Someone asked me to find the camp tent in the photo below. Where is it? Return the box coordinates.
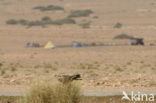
[44,41,56,49]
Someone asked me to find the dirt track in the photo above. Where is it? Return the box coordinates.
[0,91,156,96]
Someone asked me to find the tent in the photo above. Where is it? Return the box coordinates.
[44,41,56,49]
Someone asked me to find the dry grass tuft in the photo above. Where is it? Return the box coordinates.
[21,82,81,103]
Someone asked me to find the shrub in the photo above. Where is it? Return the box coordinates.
[78,63,99,69]
[59,18,76,24]
[33,6,45,10]
[113,22,122,28]
[45,5,64,11]
[93,16,98,19]
[68,9,93,18]
[6,17,75,27]
[79,20,91,29]
[43,63,53,69]
[6,19,18,25]
[1,70,5,75]
[23,82,53,103]
[0,63,3,68]
[18,19,28,25]
[115,66,123,72]
[0,96,20,103]
[52,83,81,103]
[42,16,52,22]
[41,16,53,24]
[114,33,133,39]
[10,66,17,72]
[51,20,63,25]
[22,82,81,103]
[52,18,76,25]
[27,20,44,27]
[6,19,28,25]
[33,5,64,12]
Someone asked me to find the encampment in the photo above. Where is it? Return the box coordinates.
[44,41,56,49]
[26,42,40,48]
[72,41,86,48]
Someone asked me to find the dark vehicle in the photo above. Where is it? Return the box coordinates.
[130,38,144,45]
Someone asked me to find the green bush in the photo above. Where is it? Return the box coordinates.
[33,5,64,12]
[52,18,76,25]
[114,33,133,39]
[22,82,81,103]
[6,19,28,25]
[6,17,75,27]
[33,6,45,10]
[113,22,122,28]
[58,18,76,24]
[79,20,91,29]
[1,70,5,75]
[52,20,63,25]
[0,63,3,67]
[93,16,98,19]
[6,19,18,25]
[41,16,53,24]
[27,20,44,27]
[42,16,52,21]
[68,9,93,18]
[45,5,64,11]
[18,19,28,25]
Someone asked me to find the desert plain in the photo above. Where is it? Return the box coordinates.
[0,0,156,93]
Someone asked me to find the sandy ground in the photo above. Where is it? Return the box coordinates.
[0,0,156,92]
